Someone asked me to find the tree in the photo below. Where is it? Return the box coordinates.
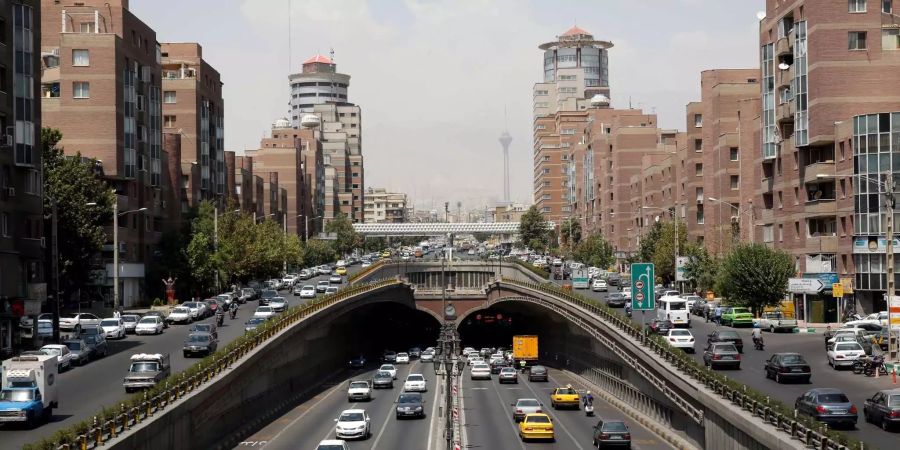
[717,244,795,315]
[42,127,114,303]
[304,239,336,266]
[572,233,615,270]
[636,221,662,263]
[650,221,688,283]
[472,232,492,243]
[682,246,719,294]
[326,213,361,257]
[519,206,550,252]
[559,217,582,247]
[363,236,387,253]
[185,201,218,294]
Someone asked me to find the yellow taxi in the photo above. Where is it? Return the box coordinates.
[335,266,347,276]
[518,413,554,442]
[550,385,580,410]
[380,250,391,259]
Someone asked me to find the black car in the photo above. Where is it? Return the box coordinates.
[408,347,422,359]
[383,350,397,363]
[646,319,674,335]
[863,389,900,431]
[707,330,744,353]
[189,322,218,340]
[183,332,218,357]
[244,317,267,332]
[82,332,108,358]
[490,359,509,374]
[373,370,394,389]
[764,353,811,383]
[348,355,366,369]
[63,339,92,365]
[795,388,858,428]
[528,365,549,382]
[395,392,426,419]
[606,293,627,308]
[591,419,631,449]
[260,289,278,306]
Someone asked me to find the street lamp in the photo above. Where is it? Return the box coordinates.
[300,215,323,241]
[642,206,678,289]
[707,197,755,244]
[87,200,146,313]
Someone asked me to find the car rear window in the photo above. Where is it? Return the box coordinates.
[715,344,737,353]
[719,331,740,339]
[670,330,692,336]
[531,366,546,373]
[527,415,550,423]
[889,395,900,407]
[835,343,862,351]
[601,421,628,432]
[780,354,806,364]
[407,375,424,381]
[817,393,850,403]
[518,399,540,407]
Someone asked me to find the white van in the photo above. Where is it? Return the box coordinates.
[657,296,690,327]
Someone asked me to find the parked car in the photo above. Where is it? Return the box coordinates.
[99,318,126,339]
[167,307,193,324]
[142,311,169,328]
[63,338,92,365]
[40,344,74,371]
[795,388,858,428]
[82,333,108,359]
[135,316,165,335]
[121,314,141,333]
[863,388,900,431]
[58,313,101,333]
[702,343,741,370]
[764,353,811,383]
[756,311,798,333]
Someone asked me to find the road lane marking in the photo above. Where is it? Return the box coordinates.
[425,362,441,450]
[263,375,348,448]
[487,372,527,450]
[522,374,585,450]
[371,361,417,449]
[318,401,359,443]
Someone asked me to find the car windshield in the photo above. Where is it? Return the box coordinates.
[718,331,740,339]
[84,335,101,344]
[398,394,421,403]
[41,347,61,356]
[65,342,82,351]
[183,302,197,308]
[172,308,189,314]
[257,307,272,312]
[557,388,576,395]
[667,301,687,310]
[0,390,34,402]
[766,312,784,319]
[780,354,806,364]
[82,327,100,335]
[130,362,159,372]
[248,318,265,324]
[526,415,550,423]
[818,393,850,403]
[187,334,210,343]
[601,421,628,432]
[531,366,546,373]
[349,381,369,389]
[518,399,540,407]
[380,365,395,370]
[100,319,120,327]
[473,364,489,370]
[339,412,365,422]
[303,286,314,290]
[139,317,157,324]
[122,316,138,322]
[194,324,212,331]
[733,308,750,314]
[835,343,862,351]
[375,371,391,378]
[318,281,329,285]
[501,368,516,373]
[271,297,284,303]
[407,375,424,381]
[714,344,738,353]
[888,395,900,407]
[398,353,408,357]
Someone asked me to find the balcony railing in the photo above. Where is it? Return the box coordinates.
[803,161,836,184]
[804,198,837,216]
[805,235,838,253]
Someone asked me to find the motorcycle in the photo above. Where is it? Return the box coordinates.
[216,311,224,327]
[852,359,866,374]
[753,337,765,351]
[229,307,237,320]
[864,355,888,377]
[584,403,594,417]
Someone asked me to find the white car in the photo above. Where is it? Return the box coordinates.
[180,302,203,320]
[135,316,164,335]
[347,380,372,401]
[298,285,317,298]
[845,311,889,328]
[269,297,287,313]
[379,364,398,379]
[470,363,491,380]
[468,356,484,366]
[420,351,434,362]
[282,275,297,288]
[396,352,410,364]
[336,260,347,267]
[622,290,632,300]
[591,279,608,292]
[551,258,563,266]
[361,261,372,268]
[40,344,74,371]
[334,409,370,440]
[827,342,866,369]
[167,307,193,324]
[59,313,101,332]
[99,318,126,339]
[316,440,349,450]
[665,329,695,352]
[269,278,284,290]
[403,373,427,392]
[253,306,276,319]
[681,295,702,311]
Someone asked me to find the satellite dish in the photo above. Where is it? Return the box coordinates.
[756,11,766,20]
[778,62,790,70]
[300,114,320,129]
[590,94,610,107]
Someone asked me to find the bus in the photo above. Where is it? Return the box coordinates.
[657,295,691,328]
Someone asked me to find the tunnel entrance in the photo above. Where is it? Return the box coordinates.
[330,301,442,360]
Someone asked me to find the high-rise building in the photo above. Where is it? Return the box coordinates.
[160,43,225,208]
[533,26,613,222]
[0,0,42,356]
[41,0,167,307]
[363,187,407,223]
[499,131,512,203]
[289,54,351,121]
[758,0,900,320]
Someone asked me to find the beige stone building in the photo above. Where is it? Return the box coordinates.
[363,187,407,223]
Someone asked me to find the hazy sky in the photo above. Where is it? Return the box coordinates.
[133,0,762,211]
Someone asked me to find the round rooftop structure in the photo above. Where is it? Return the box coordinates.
[272,117,291,129]
[590,94,610,107]
[300,114,321,129]
[539,25,613,50]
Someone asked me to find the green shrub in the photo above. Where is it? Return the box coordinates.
[152,298,164,307]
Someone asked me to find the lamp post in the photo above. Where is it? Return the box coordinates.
[300,215,323,241]
[87,200,146,313]
[706,197,755,244]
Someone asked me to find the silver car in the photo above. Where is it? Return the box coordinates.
[511,398,543,422]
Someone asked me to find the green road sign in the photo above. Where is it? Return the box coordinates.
[631,263,655,311]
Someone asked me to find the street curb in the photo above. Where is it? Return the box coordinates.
[563,369,698,450]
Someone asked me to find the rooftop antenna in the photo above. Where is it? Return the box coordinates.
[628,96,633,109]
[330,47,335,62]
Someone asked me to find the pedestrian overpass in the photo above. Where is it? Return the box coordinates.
[351,222,555,237]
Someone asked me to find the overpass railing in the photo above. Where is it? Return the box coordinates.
[24,279,403,450]
[502,280,865,450]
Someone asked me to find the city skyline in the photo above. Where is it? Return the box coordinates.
[132,0,761,207]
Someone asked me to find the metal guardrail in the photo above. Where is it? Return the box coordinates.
[500,280,864,450]
[347,260,388,284]
[24,279,402,450]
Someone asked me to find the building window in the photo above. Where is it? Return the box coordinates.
[72,49,89,66]
[696,206,704,225]
[694,114,702,127]
[849,31,867,50]
[883,29,900,50]
[164,115,176,127]
[695,163,702,176]
[849,0,867,12]
[163,91,176,103]
[885,0,893,13]
[729,147,739,161]
[73,81,89,98]
[24,170,39,195]
[694,139,702,151]
[763,224,774,243]
[80,22,94,33]
[0,212,7,237]
[730,175,740,190]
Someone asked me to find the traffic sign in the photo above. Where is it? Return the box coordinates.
[787,278,824,295]
[631,263,655,311]
[832,283,844,298]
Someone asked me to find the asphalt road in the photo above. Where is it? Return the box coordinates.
[1,269,353,449]
[557,277,900,449]
[461,363,673,450]
[238,360,440,450]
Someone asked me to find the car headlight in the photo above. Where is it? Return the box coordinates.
[415,406,423,411]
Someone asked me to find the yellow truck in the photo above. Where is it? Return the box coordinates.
[512,335,538,363]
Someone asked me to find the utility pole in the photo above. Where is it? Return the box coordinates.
[885,173,897,362]
[51,198,60,343]
[214,207,219,293]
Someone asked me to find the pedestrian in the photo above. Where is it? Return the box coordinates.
[113,309,121,319]
[714,305,723,325]
[705,305,711,323]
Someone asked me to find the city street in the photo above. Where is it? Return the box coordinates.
[558,277,900,448]
[1,270,350,449]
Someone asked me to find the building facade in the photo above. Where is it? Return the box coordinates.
[363,187,407,223]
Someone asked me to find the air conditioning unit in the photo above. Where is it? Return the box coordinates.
[161,200,167,209]
[7,187,15,197]
[40,237,46,248]
[696,198,702,204]
[52,48,59,57]
[119,242,127,253]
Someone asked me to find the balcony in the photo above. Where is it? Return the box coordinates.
[775,36,792,58]
[804,198,837,217]
[778,101,795,123]
[718,132,739,149]
[804,235,838,254]
[760,177,774,193]
[803,161,836,184]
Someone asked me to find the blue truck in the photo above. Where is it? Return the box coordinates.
[0,354,58,427]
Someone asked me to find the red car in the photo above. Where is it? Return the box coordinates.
[646,319,674,335]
